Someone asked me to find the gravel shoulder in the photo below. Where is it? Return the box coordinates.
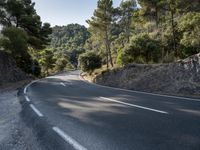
[0,81,44,150]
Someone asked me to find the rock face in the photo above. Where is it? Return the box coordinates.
[0,51,27,85]
[95,53,200,97]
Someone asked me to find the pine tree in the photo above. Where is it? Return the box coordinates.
[119,0,136,43]
[87,0,114,68]
[0,0,52,49]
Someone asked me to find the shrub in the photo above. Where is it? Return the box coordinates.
[121,33,162,65]
[78,51,102,72]
[178,12,200,56]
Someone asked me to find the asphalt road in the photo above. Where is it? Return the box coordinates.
[24,71,200,150]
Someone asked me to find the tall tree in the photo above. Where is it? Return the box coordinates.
[119,0,136,43]
[159,0,180,57]
[0,0,52,75]
[87,0,114,68]
[0,0,52,49]
[139,0,163,27]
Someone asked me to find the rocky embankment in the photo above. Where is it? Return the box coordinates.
[0,51,27,86]
[95,53,200,97]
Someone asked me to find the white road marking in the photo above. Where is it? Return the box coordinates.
[53,127,88,150]
[24,85,28,94]
[25,96,31,102]
[30,104,44,117]
[79,73,200,102]
[23,80,39,94]
[100,97,168,114]
[60,82,66,86]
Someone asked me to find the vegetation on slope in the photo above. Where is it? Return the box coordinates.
[0,0,52,76]
[50,24,90,70]
[0,0,200,79]
[79,0,200,72]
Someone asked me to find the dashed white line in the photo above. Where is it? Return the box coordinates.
[100,97,168,114]
[30,104,44,117]
[52,127,88,150]
[60,82,66,86]
[25,96,31,102]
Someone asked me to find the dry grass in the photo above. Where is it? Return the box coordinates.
[82,64,120,82]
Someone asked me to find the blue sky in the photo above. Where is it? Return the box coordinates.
[32,0,122,27]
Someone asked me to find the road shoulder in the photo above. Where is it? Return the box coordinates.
[0,81,44,150]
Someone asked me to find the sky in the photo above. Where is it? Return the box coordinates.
[32,0,122,27]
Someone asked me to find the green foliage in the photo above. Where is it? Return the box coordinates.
[38,49,55,76]
[0,26,34,73]
[116,49,123,66]
[87,0,114,68]
[0,0,52,76]
[121,33,161,64]
[54,58,68,72]
[178,12,200,56]
[0,0,199,77]
[1,27,28,53]
[50,24,89,67]
[0,0,52,49]
[51,24,89,49]
[78,51,102,72]
[119,0,136,42]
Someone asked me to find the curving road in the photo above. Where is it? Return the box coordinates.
[24,71,200,150]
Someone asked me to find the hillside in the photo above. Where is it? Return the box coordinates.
[50,24,90,67]
[51,24,89,50]
[94,53,200,97]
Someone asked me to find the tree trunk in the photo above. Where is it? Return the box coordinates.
[105,30,113,68]
[155,5,159,28]
[106,45,109,69]
[108,43,113,67]
[171,9,177,57]
[105,37,109,69]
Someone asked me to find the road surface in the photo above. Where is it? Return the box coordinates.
[23,71,200,150]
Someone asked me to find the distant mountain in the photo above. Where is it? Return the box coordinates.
[51,24,90,51]
[49,24,90,68]
[50,23,90,67]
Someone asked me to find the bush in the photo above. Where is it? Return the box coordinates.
[178,12,200,56]
[0,27,28,54]
[78,51,102,72]
[121,33,162,65]
[54,57,68,72]
[116,49,123,66]
[0,27,37,74]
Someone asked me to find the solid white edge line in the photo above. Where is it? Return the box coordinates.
[23,80,39,94]
[52,127,88,150]
[24,84,29,94]
[100,97,168,114]
[79,73,200,102]
[30,104,44,117]
[25,95,31,102]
